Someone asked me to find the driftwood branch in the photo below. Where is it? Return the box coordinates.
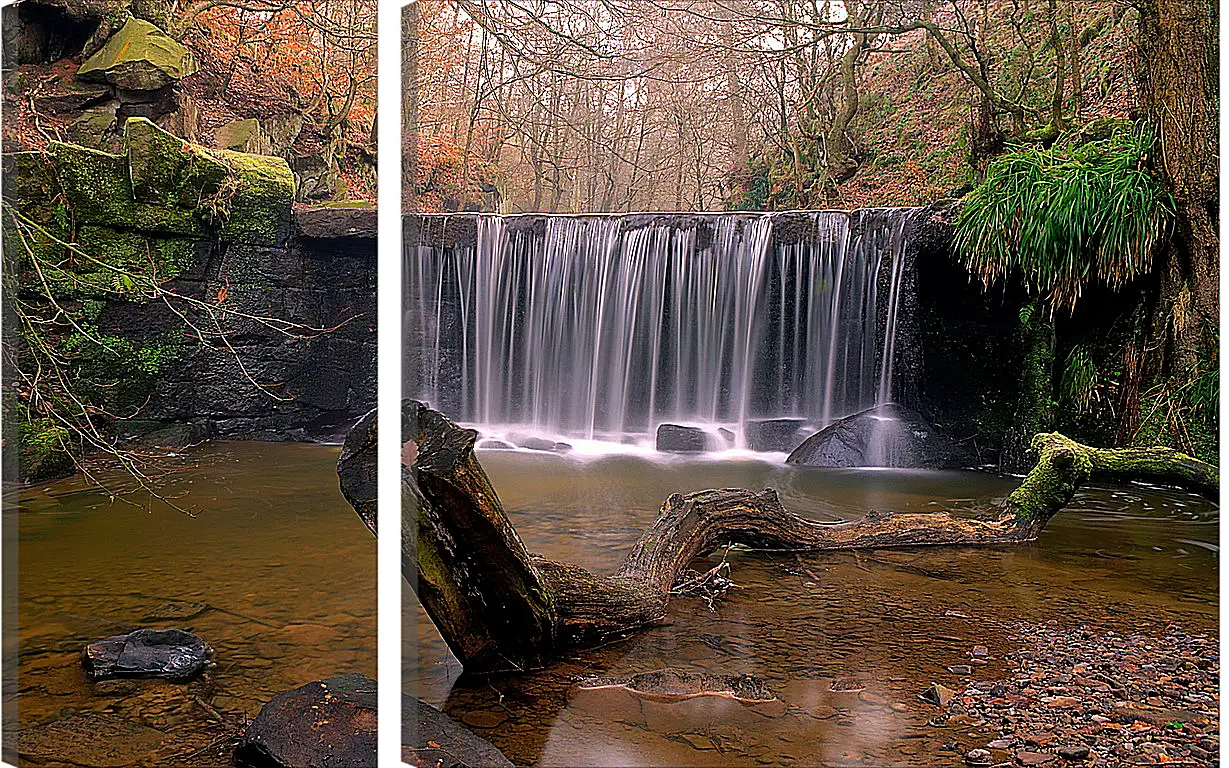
[338,401,1218,676]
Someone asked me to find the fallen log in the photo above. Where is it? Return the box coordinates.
[337,401,1217,676]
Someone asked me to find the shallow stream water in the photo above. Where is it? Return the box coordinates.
[10,442,376,767]
[404,449,1218,767]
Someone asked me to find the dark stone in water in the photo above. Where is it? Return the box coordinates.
[656,424,709,453]
[919,681,957,706]
[236,673,512,768]
[514,436,572,452]
[82,628,211,681]
[521,436,559,452]
[477,438,515,450]
[745,418,808,452]
[1057,745,1091,761]
[406,695,515,768]
[717,427,735,445]
[786,404,969,469]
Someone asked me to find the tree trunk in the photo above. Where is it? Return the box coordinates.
[338,402,1216,676]
[1136,0,1219,367]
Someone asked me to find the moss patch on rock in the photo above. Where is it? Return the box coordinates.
[78,18,197,91]
[17,417,76,485]
[45,118,294,245]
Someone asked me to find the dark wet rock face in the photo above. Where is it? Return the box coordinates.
[745,418,808,452]
[656,424,710,453]
[405,695,516,768]
[786,404,969,469]
[82,628,211,682]
[237,673,513,768]
[236,674,378,768]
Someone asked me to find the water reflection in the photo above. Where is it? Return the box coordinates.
[404,451,1217,767]
[14,442,376,767]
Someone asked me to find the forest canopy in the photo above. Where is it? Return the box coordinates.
[409,0,1139,214]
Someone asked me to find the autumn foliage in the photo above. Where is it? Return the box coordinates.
[185,0,377,199]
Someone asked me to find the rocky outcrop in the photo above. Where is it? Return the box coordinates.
[77,18,195,91]
[786,403,970,469]
[235,673,513,768]
[82,628,211,681]
[5,120,375,464]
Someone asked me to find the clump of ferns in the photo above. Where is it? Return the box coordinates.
[953,122,1173,313]
[1134,328,1219,462]
[1060,343,1108,416]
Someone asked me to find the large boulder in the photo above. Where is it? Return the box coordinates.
[234,673,513,768]
[786,404,970,469]
[744,417,808,452]
[48,117,295,245]
[656,423,710,453]
[77,18,196,91]
[82,628,211,681]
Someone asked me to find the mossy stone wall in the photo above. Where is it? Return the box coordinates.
[6,119,373,483]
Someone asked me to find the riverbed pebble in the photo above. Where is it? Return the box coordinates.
[934,623,1217,767]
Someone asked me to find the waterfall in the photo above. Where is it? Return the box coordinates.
[406,209,916,450]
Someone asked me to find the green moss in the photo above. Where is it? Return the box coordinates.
[211,148,294,244]
[1006,433,1092,523]
[62,330,185,411]
[17,416,75,484]
[125,116,192,204]
[49,140,203,235]
[43,119,295,245]
[77,225,200,283]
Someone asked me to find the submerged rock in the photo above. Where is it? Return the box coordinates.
[919,681,958,706]
[236,673,512,768]
[521,436,563,452]
[575,668,776,703]
[786,403,969,469]
[476,438,515,450]
[140,600,208,622]
[82,628,211,681]
[18,713,165,767]
[656,423,710,453]
[406,695,515,768]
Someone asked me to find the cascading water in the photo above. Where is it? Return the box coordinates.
[406,209,916,452]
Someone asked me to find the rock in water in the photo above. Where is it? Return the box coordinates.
[576,668,776,703]
[82,628,211,681]
[18,713,165,767]
[786,403,969,469]
[236,673,513,768]
[656,424,710,453]
[745,418,808,452]
[405,696,515,768]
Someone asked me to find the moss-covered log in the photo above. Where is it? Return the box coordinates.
[338,402,1218,676]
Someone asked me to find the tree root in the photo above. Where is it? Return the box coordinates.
[338,401,1218,675]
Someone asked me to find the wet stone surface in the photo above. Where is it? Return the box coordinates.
[83,629,212,682]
